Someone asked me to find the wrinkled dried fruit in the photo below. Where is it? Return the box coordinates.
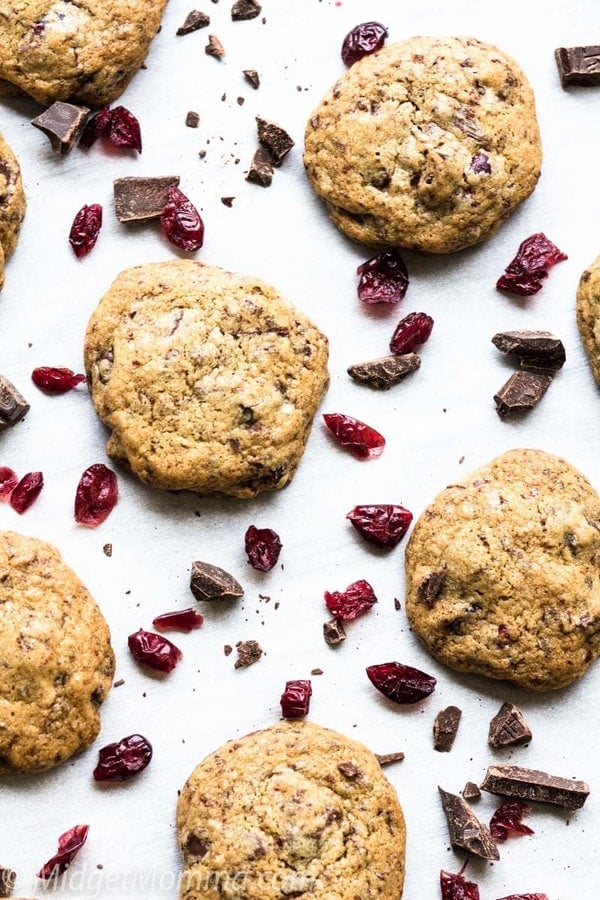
[245,525,282,571]
[69,203,102,258]
[0,466,18,497]
[490,800,534,842]
[152,608,204,632]
[346,504,413,548]
[357,251,409,304]
[107,106,142,152]
[128,629,182,673]
[324,579,377,621]
[32,366,86,394]
[93,734,153,782]
[390,312,434,355]
[496,896,548,900]
[440,869,480,900]
[80,106,112,148]
[323,413,385,459]
[280,679,312,718]
[366,662,436,704]
[37,824,89,879]
[496,233,567,296]
[161,185,204,251]
[10,471,43,513]
[341,21,388,65]
[74,463,118,527]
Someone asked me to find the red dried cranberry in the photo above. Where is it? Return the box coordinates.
[0,466,18,498]
[496,896,548,900]
[74,463,118,527]
[346,504,413,549]
[390,311,434,355]
[128,629,182,673]
[324,579,377,621]
[107,106,142,152]
[366,662,436,704]
[496,233,567,296]
[37,824,89,880]
[93,734,153,782]
[245,525,282,572]
[10,471,43,514]
[490,800,534,842]
[69,203,102,258]
[152,608,204,632]
[80,106,112,148]
[31,367,86,394]
[161,185,204,252]
[341,21,388,65]
[441,869,480,900]
[357,251,409,304]
[323,413,385,460]
[280,680,312,718]
[470,152,491,174]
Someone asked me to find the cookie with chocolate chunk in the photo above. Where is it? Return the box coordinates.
[177,720,406,899]
[0,132,26,291]
[405,449,600,690]
[304,36,542,253]
[576,255,600,385]
[84,261,329,498]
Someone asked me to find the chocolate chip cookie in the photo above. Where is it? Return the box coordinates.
[405,449,600,691]
[0,132,26,292]
[177,720,406,899]
[576,255,600,385]
[304,36,542,253]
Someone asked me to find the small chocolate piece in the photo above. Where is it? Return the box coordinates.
[438,787,500,860]
[221,196,235,207]
[256,116,294,166]
[224,644,233,656]
[234,639,263,669]
[103,543,113,557]
[205,34,225,58]
[176,10,210,34]
[113,176,181,223]
[491,330,566,372]
[113,678,125,688]
[462,782,481,801]
[375,751,405,766]
[0,374,29,430]
[494,371,552,418]
[0,865,16,897]
[323,618,346,646]
[433,705,462,752]
[31,100,90,153]
[488,702,532,748]
[190,561,244,602]
[231,0,261,20]
[246,147,273,187]
[348,353,421,389]
[555,46,600,86]
[418,570,446,608]
[311,668,323,676]
[186,111,200,128]
[243,69,260,89]
[480,764,590,811]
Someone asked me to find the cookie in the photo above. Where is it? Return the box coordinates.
[0,0,168,108]
[405,449,600,691]
[84,260,329,498]
[576,255,600,385]
[177,720,406,900]
[304,36,542,254]
[0,132,26,292]
[0,531,114,774]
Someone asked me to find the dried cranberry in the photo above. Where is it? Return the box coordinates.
[0,466,18,498]
[128,629,182,673]
[152,608,204,632]
[341,21,388,65]
[470,152,492,174]
[324,579,377,621]
[496,896,548,900]
[74,463,118,527]
[441,869,480,900]
[93,734,153,782]
[346,504,413,549]
[490,800,534,842]
[245,525,282,572]
[80,106,112,148]
[10,471,43,513]
[160,185,204,252]
[280,680,312,718]
[357,251,409,304]
[323,413,385,459]
[69,203,102,258]
[496,233,567,296]
[31,367,86,394]
[37,824,89,880]
[390,312,434,355]
[107,106,142,152]
[366,662,436,704]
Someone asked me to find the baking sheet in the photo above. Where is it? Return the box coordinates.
[1,0,600,896]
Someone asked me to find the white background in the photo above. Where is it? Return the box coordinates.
[1,0,600,897]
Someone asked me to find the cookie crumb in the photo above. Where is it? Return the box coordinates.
[234,639,263,668]
[221,196,235,207]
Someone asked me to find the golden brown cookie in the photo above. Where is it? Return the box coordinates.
[0,531,115,774]
[177,720,406,899]
[405,449,600,691]
[84,260,329,498]
[576,255,600,385]
[304,36,542,253]
[0,132,26,292]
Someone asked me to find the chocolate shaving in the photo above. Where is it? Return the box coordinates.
[418,570,446,608]
[205,34,225,58]
[462,781,481,801]
[231,0,261,20]
[494,371,552,418]
[0,865,16,898]
[555,46,600,86]
[323,618,346,646]
[243,69,260,89]
[348,353,421,389]
[234,639,263,669]
[190,561,244,602]
[176,10,210,34]
[375,751,405,766]
[246,148,273,186]
[438,787,500,860]
[480,764,590,811]
[113,176,180,222]
[488,702,532,748]
[0,374,29,430]
[491,330,566,372]
[433,706,462,752]
[31,101,90,153]
[256,116,294,166]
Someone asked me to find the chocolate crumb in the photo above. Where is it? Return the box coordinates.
[176,10,210,34]
[231,0,261,20]
[311,668,324,675]
[243,69,260,89]
[480,764,590,811]
[323,618,346,646]
[190,561,244,602]
[246,147,273,187]
[462,781,481,801]
[0,374,30,430]
[394,598,401,611]
[221,196,235,207]
[113,678,125,688]
[205,34,225,58]
[438,787,499,860]
[0,865,16,897]
[234,639,263,669]
[348,353,421,389]
[103,543,113,557]
[494,370,552,417]
[433,706,462,752]
[256,116,294,166]
[199,150,207,159]
[113,175,180,223]
[31,100,90,153]
[186,111,200,128]
[375,751,405,766]
[224,644,233,656]
[488,701,532,748]
[237,96,245,106]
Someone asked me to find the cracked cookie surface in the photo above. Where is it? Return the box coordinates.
[177,720,406,900]
[304,36,542,253]
[576,255,600,386]
[0,132,26,291]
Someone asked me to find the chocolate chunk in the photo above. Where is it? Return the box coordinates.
[491,330,566,372]
[438,787,500,860]
[462,781,481,801]
[494,371,552,418]
[190,561,244,602]
[186,111,200,128]
[234,639,263,669]
[246,147,273,187]
[0,374,29,430]
[231,0,261,20]
[177,10,210,34]
[488,702,532,748]
[433,705,462,752]
[348,353,421,389]
[338,761,361,779]
[205,34,225,58]
[480,764,590,811]
[418,570,446,608]
[221,196,235,207]
[256,116,294,166]
[375,751,405,766]
[113,176,180,223]
[323,618,346,646]
[0,865,16,898]
[555,46,600,86]
[243,69,260,89]
[31,101,90,153]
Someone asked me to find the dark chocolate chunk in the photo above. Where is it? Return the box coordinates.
[0,374,29,430]
[0,865,16,898]
[480,764,590,811]
[186,111,200,128]
[246,147,273,187]
[555,46,600,86]
[113,176,181,223]
[231,0,261,20]
[338,761,361,779]
[418,570,446,608]
[205,34,225,58]
[221,196,235,207]
[348,353,421,389]
[31,101,90,153]
[176,10,210,34]
[375,751,405,766]
[190,561,244,602]
[462,781,481,801]
[494,371,552,418]
[433,705,462,752]
[491,330,566,372]
[438,787,500,860]
[243,69,260,89]
[488,702,532,748]
[323,618,346,646]
[234,639,263,669]
[256,116,294,166]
